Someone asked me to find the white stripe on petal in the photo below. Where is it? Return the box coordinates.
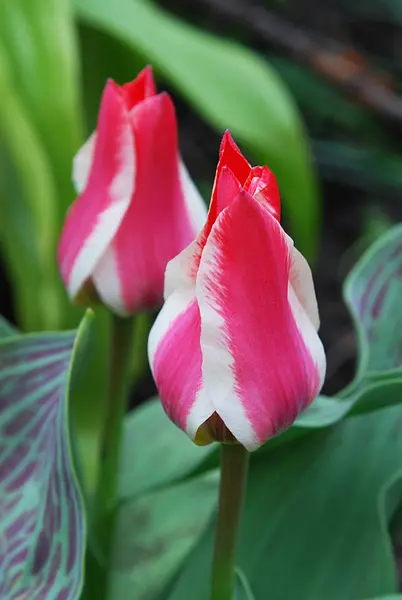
[148,288,196,372]
[288,285,326,390]
[186,386,215,440]
[72,132,97,194]
[92,245,127,316]
[286,234,320,331]
[68,124,135,300]
[196,217,259,451]
[164,240,200,300]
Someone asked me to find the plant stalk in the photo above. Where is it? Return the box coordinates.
[211,443,249,600]
[94,314,134,561]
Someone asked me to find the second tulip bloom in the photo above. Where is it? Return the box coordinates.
[58,66,207,316]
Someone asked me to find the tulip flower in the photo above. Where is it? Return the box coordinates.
[58,66,207,316]
[148,131,326,450]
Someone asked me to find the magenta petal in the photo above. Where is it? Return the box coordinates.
[148,291,214,439]
[57,81,135,301]
[121,65,156,109]
[105,93,203,313]
[196,192,326,450]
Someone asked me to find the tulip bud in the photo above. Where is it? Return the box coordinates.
[148,131,326,450]
[58,66,207,316]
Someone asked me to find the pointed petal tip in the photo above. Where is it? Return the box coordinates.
[219,130,237,154]
[136,64,157,97]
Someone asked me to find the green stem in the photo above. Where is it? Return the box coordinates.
[94,314,134,560]
[211,444,249,600]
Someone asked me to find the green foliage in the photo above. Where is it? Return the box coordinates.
[0,313,91,598]
[235,569,256,600]
[167,407,402,600]
[73,0,320,260]
[0,0,84,331]
[119,398,215,500]
[109,473,219,600]
[344,224,402,377]
[2,2,402,600]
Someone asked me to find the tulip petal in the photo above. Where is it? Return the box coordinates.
[148,290,214,439]
[58,81,135,300]
[164,165,239,300]
[107,93,201,312]
[244,165,280,221]
[91,246,126,316]
[288,242,320,331]
[218,131,250,186]
[196,192,325,450]
[121,65,156,108]
[71,66,156,196]
[72,132,96,194]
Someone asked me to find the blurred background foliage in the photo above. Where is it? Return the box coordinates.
[3,0,402,598]
[3,0,402,396]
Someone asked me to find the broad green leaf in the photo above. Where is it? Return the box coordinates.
[119,378,402,496]
[344,224,402,377]
[109,472,219,600]
[119,398,216,499]
[0,312,92,599]
[74,0,320,260]
[168,406,402,600]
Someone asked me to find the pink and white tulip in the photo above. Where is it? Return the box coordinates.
[148,132,326,450]
[58,66,207,316]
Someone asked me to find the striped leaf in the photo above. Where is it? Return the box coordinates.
[0,312,91,599]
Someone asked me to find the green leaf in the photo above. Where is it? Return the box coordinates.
[168,406,402,600]
[109,472,219,600]
[235,568,256,600]
[119,398,216,499]
[0,45,63,331]
[312,141,402,195]
[119,378,402,495]
[269,58,377,135]
[73,0,320,260]
[344,224,402,377]
[0,0,84,214]
[0,312,92,598]
[0,316,18,338]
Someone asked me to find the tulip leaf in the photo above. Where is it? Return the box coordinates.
[235,568,256,600]
[0,0,84,215]
[0,45,63,331]
[73,0,320,260]
[344,224,402,377]
[108,472,219,600]
[119,379,402,496]
[0,312,91,599]
[168,406,402,600]
[119,398,216,500]
[0,316,17,338]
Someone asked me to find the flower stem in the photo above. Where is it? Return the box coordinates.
[211,443,249,600]
[94,314,134,561]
